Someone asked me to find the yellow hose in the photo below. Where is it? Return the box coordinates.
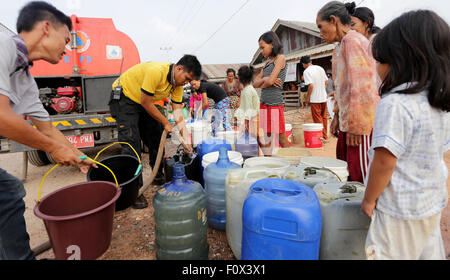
[38,156,118,203]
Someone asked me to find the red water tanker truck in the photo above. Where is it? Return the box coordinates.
[0,15,141,169]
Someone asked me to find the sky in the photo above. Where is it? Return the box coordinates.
[2,0,450,65]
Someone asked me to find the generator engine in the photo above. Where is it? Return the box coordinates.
[39,87,82,115]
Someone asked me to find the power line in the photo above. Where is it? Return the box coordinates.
[192,0,251,54]
[165,0,201,49]
[171,0,208,51]
[168,0,204,49]
[161,0,193,48]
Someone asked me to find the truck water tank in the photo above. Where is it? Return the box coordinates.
[30,16,140,77]
[242,179,322,260]
[313,181,370,260]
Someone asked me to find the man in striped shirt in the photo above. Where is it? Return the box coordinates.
[0,1,96,260]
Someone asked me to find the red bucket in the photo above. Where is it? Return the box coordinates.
[34,181,120,260]
[303,124,324,149]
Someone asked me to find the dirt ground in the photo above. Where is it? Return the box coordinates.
[0,107,448,260]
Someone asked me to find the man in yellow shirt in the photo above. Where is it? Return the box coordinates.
[109,55,201,209]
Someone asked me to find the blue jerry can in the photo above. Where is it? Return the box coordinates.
[242,178,322,260]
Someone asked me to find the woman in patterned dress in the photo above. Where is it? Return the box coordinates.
[316,1,379,183]
[222,68,243,110]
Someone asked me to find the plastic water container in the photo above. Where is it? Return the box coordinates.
[153,164,209,260]
[313,181,369,260]
[273,147,312,166]
[283,166,342,188]
[243,157,290,176]
[197,138,232,163]
[300,157,349,182]
[234,133,259,160]
[191,120,211,147]
[197,139,232,186]
[163,146,201,184]
[303,123,324,148]
[242,179,322,260]
[225,168,281,260]
[204,148,241,231]
[202,151,243,169]
[216,131,240,146]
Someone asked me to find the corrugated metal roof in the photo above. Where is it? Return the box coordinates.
[201,63,249,79]
[277,20,320,37]
[0,23,15,35]
[285,43,336,62]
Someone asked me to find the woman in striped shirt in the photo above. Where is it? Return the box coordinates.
[253,31,289,155]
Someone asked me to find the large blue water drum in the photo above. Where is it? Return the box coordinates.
[242,179,322,260]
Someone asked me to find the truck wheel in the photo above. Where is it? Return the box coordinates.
[27,150,50,166]
[45,152,58,165]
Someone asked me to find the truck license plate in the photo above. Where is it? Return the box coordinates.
[66,134,95,148]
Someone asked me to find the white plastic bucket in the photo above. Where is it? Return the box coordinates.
[201,151,244,169]
[243,157,290,175]
[300,156,349,182]
[303,123,324,149]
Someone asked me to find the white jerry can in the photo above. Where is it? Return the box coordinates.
[313,181,370,260]
[283,166,342,188]
[225,168,281,260]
